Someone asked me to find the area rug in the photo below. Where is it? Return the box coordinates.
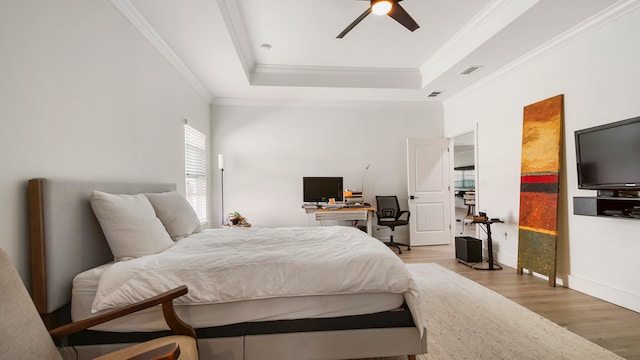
[362,263,622,360]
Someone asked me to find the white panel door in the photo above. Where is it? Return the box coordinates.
[407,138,452,246]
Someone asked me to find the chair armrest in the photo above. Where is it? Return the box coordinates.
[128,342,180,360]
[397,210,410,221]
[49,285,196,340]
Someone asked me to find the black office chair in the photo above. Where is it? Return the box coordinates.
[375,195,411,254]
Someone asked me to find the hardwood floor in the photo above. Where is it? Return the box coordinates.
[397,244,640,359]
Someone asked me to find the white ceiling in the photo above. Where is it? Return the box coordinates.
[119,0,632,103]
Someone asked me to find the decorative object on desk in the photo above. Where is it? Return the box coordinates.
[517,94,563,287]
[344,190,364,205]
[218,153,225,226]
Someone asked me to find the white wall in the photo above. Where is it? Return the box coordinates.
[211,101,443,243]
[453,148,474,168]
[0,0,210,285]
[444,7,640,312]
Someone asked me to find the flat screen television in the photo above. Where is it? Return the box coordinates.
[575,116,640,193]
[303,177,343,203]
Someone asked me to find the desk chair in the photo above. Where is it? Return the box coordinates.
[459,191,476,234]
[0,248,198,360]
[376,196,411,254]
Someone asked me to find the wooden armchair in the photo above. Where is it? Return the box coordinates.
[0,248,198,360]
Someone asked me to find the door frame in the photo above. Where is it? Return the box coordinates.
[451,125,479,239]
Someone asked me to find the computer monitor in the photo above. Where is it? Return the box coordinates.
[303,177,343,203]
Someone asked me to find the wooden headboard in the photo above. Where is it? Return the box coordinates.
[28,178,177,316]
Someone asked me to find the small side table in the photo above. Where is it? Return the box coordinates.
[471,218,503,271]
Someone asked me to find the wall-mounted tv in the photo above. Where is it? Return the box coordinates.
[303,177,343,203]
[575,116,640,193]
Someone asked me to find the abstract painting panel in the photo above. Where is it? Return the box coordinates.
[517,94,564,287]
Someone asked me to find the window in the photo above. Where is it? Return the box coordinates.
[185,124,208,223]
[454,168,475,189]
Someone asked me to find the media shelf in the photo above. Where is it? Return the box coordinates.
[573,196,640,219]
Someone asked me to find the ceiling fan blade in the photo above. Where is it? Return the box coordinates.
[387,2,419,32]
[337,7,372,38]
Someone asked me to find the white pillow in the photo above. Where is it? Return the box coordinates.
[144,191,202,240]
[90,191,174,261]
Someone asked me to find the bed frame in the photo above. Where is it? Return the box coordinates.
[28,178,427,359]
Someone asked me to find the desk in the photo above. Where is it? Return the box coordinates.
[305,207,376,236]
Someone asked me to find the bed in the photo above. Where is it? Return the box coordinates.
[28,178,427,359]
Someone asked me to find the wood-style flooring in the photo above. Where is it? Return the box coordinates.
[396,243,640,359]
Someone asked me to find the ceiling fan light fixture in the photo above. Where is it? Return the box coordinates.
[337,0,418,38]
[371,0,392,15]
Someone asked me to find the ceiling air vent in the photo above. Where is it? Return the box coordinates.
[427,91,442,98]
[459,65,483,75]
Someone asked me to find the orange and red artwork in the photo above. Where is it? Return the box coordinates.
[517,94,563,287]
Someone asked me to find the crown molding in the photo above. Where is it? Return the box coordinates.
[419,0,539,87]
[216,0,255,82]
[445,0,640,104]
[250,64,422,89]
[211,97,441,109]
[109,0,212,102]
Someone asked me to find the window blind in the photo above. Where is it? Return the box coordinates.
[185,124,208,223]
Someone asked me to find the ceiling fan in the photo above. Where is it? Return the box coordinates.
[337,0,420,39]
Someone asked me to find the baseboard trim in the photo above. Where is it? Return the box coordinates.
[493,250,516,268]
[565,274,640,313]
[493,249,640,313]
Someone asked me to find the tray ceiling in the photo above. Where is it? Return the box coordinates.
[121,0,634,103]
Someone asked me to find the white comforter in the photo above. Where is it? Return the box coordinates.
[91,226,424,332]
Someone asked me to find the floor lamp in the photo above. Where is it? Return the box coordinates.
[218,154,224,226]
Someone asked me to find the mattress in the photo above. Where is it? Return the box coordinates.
[72,263,405,332]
